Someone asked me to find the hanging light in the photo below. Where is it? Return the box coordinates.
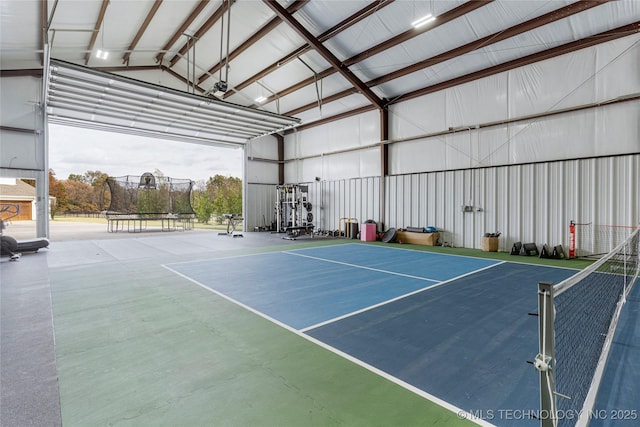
[96,49,109,60]
[95,12,109,60]
[411,13,435,29]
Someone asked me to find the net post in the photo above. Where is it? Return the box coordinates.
[536,281,556,427]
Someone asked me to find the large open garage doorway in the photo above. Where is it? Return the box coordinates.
[46,122,244,239]
[1,59,299,239]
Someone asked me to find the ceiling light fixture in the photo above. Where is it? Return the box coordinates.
[255,96,267,103]
[411,13,435,29]
[96,49,109,60]
[95,10,109,60]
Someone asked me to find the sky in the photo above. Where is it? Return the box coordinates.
[48,124,243,184]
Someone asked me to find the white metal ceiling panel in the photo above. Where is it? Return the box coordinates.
[132,1,209,65]
[324,1,467,62]
[0,0,42,69]
[2,0,638,134]
[293,92,372,126]
[372,1,640,100]
[282,73,366,116]
[350,1,574,96]
[221,25,308,88]
[295,1,368,39]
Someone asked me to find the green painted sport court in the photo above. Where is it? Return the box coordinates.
[2,227,638,426]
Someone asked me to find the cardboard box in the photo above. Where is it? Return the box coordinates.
[482,236,499,252]
[396,231,439,246]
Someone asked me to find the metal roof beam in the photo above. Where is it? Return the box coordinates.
[155,0,209,64]
[391,21,640,105]
[370,0,611,87]
[262,0,491,110]
[287,22,639,129]
[344,0,492,66]
[83,0,109,65]
[284,0,615,116]
[198,0,308,86]
[224,0,395,97]
[263,0,384,111]
[122,0,163,65]
[168,0,235,68]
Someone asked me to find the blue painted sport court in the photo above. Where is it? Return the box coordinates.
[167,243,586,425]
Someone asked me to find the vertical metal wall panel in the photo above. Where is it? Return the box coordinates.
[350,179,358,222]
[304,176,385,234]
[326,180,335,231]
[426,174,437,227]
[624,155,640,227]
[338,180,345,228]
[246,183,277,231]
[418,174,428,228]
[410,174,419,228]
[381,154,638,250]
[535,162,552,247]
[547,163,567,248]
[509,166,523,246]
[403,174,413,228]
[384,176,392,229]
[389,175,395,230]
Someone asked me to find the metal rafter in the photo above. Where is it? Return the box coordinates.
[224,0,396,98]
[84,0,109,65]
[122,0,163,65]
[259,0,491,109]
[393,21,640,105]
[168,0,236,68]
[263,0,384,111]
[369,0,611,87]
[345,0,492,66]
[259,68,334,107]
[283,21,640,132]
[284,0,612,116]
[198,0,308,86]
[154,0,209,64]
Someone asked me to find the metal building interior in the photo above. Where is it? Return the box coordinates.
[1,1,639,426]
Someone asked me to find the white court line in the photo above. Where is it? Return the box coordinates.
[297,242,583,272]
[282,250,441,283]
[300,260,506,332]
[161,263,494,427]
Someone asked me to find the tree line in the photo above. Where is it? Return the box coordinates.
[48,169,242,224]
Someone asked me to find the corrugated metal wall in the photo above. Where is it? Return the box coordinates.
[247,35,639,246]
[245,183,277,230]
[305,177,381,234]
[384,154,639,251]
[246,177,381,233]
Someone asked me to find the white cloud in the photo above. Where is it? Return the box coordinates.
[48,124,243,183]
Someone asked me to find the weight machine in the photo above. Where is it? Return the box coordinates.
[275,184,314,239]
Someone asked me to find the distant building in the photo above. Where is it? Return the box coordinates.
[0,178,50,221]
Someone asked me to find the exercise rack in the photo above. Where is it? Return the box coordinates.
[275,184,314,238]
